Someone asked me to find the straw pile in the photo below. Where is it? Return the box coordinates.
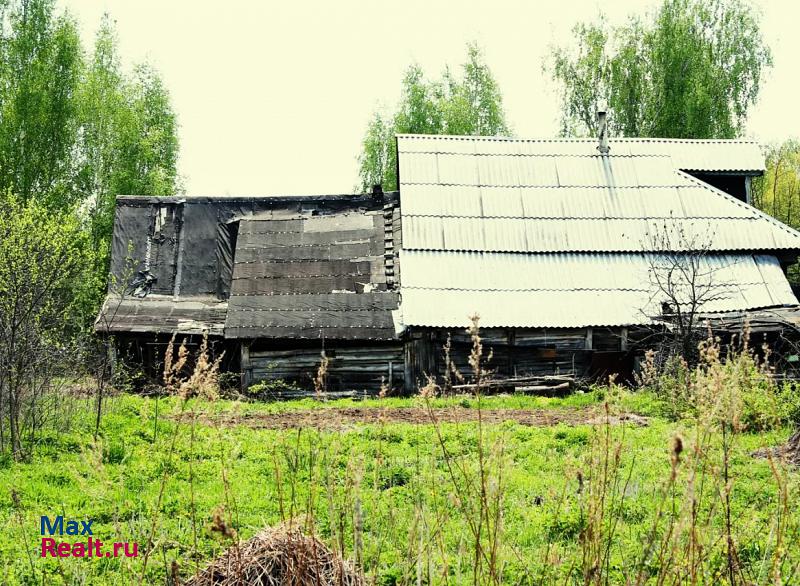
[185,524,364,586]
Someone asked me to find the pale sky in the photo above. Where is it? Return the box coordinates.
[59,0,800,196]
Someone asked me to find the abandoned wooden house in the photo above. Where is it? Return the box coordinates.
[97,130,800,394]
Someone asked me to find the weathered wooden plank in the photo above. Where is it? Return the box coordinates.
[232,260,373,279]
[226,325,397,340]
[229,292,399,312]
[226,309,394,329]
[235,242,374,262]
[257,344,401,354]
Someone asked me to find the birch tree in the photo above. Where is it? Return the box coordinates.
[547,0,772,139]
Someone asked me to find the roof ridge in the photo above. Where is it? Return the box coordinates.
[401,214,757,220]
[396,133,761,145]
[399,151,675,158]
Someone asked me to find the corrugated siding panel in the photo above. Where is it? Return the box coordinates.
[399,152,438,184]
[398,253,797,328]
[399,289,652,328]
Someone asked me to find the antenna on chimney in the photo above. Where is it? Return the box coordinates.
[596,101,610,155]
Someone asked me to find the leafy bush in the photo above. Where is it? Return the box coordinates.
[247,378,303,399]
[217,371,242,397]
[639,333,799,432]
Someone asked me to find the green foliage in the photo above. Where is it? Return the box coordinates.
[640,337,799,432]
[247,378,304,399]
[753,140,800,225]
[640,352,694,420]
[0,193,93,336]
[548,0,772,138]
[0,193,94,457]
[358,43,509,192]
[751,140,800,281]
[1,392,797,583]
[0,0,83,208]
[0,3,180,322]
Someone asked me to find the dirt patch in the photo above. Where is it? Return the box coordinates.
[752,429,800,466]
[192,406,649,431]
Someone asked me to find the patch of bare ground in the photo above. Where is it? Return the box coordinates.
[752,429,800,466]
[189,406,649,431]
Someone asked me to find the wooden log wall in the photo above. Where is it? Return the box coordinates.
[404,327,628,391]
[249,343,404,396]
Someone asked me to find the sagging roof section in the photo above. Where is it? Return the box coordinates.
[396,134,800,330]
[96,193,400,339]
[225,215,398,340]
[96,296,227,335]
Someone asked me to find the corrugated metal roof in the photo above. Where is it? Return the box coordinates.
[397,141,800,253]
[400,251,787,291]
[399,152,682,187]
[395,134,798,330]
[397,134,765,172]
[402,216,800,253]
[400,184,755,219]
[398,253,797,328]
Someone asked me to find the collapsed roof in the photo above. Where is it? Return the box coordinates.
[97,193,401,339]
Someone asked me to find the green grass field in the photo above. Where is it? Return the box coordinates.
[0,390,797,585]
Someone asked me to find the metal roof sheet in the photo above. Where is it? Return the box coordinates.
[399,152,682,188]
[397,145,800,253]
[400,184,755,219]
[397,134,765,172]
[398,253,797,328]
[401,216,800,252]
[394,135,796,330]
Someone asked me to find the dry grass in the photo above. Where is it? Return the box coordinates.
[184,523,363,586]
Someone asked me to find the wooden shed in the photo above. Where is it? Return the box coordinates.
[97,190,404,395]
[97,134,800,395]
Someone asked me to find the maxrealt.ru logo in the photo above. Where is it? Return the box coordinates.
[40,516,138,558]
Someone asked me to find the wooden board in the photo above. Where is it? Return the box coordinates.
[228,292,398,312]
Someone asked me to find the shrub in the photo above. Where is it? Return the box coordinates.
[247,378,303,399]
[639,332,798,432]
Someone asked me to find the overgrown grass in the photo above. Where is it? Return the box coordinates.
[0,388,797,584]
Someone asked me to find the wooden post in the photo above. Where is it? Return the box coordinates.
[620,327,628,351]
[507,329,516,378]
[745,176,752,205]
[240,342,252,390]
[585,327,594,350]
[404,340,414,393]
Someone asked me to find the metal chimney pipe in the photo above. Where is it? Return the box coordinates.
[596,102,610,155]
